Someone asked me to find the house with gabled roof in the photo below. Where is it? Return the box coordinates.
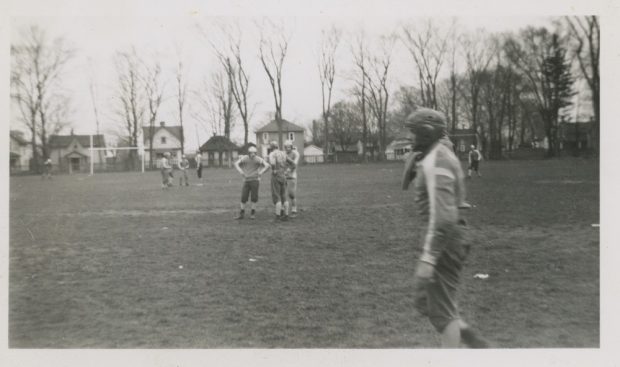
[255,119,305,160]
[143,121,184,164]
[48,133,106,173]
[10,130,32,173]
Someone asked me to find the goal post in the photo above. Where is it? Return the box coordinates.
[89,145,145,175]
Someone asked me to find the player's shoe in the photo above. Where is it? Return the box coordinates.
[249,213,256,220]
[290,211,298,218]
[235,212,245,220]
[460,328,491,348]
[280,215,289,222]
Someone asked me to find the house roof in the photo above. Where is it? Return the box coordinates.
[142,125,183,142]
[199,136,240,152]
[256,119,305,133]
[10,130,29,145]
[49,134,106,149]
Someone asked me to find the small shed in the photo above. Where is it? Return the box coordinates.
[199,136,240,167]
[303,144,324,164]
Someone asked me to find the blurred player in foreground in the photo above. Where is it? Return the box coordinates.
[233,146,270,219]
[268,141,295,221]
[402,108,490,348]
[283,140,300,217]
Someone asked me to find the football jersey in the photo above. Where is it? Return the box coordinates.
[237,155,266,181]
[413,137,467,265]
[285,149,300,179]
[268,149,289,179]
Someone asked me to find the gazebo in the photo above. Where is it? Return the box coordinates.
[199,136,240,167]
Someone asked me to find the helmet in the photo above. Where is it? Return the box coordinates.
[248,146,257,154]
[284,140,293,147]
[164,152,171,157]
[269,141,279,149]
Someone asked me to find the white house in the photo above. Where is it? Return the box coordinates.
[10,130,32,173]
[143,121,184,165]
[48,133,107,173]
[385,139,413,161]
[255,119,305,160]
[303,144,324,163]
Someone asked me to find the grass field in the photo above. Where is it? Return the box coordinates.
[9,159,599,348]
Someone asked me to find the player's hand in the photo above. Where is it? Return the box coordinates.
[414,261,435,280]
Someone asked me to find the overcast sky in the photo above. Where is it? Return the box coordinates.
[5,0,610,151]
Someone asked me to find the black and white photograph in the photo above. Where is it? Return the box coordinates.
[2,0,617,366]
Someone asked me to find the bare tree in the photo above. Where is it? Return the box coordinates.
[350,30,370,161]
[318,26,341,162]
[460,30,496,148]
[402,19,451,109]
[209,22,254,145]
[565,16,599,153]
[10,26,74,170]
[144,60,164,168]
[114,48,145,167]
[365,34,397,160]
[505,27,575,157]
[258,18,290,147]
[176,56,188,153]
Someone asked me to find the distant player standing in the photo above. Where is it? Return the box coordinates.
[402,108,490,348]
[233,146,270,219]
[268,141,294,221]
[42,158,53,180]
[178,154,190,186]
[160,152,173,188]
[467,145,482,178]
[195,150,204,184]
[283,140,300,217]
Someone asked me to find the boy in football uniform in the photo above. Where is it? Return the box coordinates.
[467,145,482,178]
[233,146,270,219]
[403,108,490,348]
[178,154,190,186]
[283,140,300,217]
[268,141,294,221]
[160,152,173,188]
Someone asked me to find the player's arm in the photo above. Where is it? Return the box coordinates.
[234,157,245,176]
[418,161,456,267]
[258,157,271,175]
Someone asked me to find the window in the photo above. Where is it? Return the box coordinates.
[459,141,466,152]
[262,133,269,144]
[288,132,295,142]
[161,136,167,144]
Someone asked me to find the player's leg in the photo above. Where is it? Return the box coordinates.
[249,181,259,219]
[161,170,167,188]
[288,179,297,216]
[271,177,282,219]
[237,182,250,219]
[281,180,289,220]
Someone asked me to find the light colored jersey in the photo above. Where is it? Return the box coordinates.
[237,155,267,181]
[268,149,289,180]
[161,157,171,170]
[468,149,481,163]
[285,149,300,179]
[178,158,189,170]
[413,137,467,265]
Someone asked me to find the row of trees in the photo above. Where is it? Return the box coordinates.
[11,17,599,173]
[311,17,599,159]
